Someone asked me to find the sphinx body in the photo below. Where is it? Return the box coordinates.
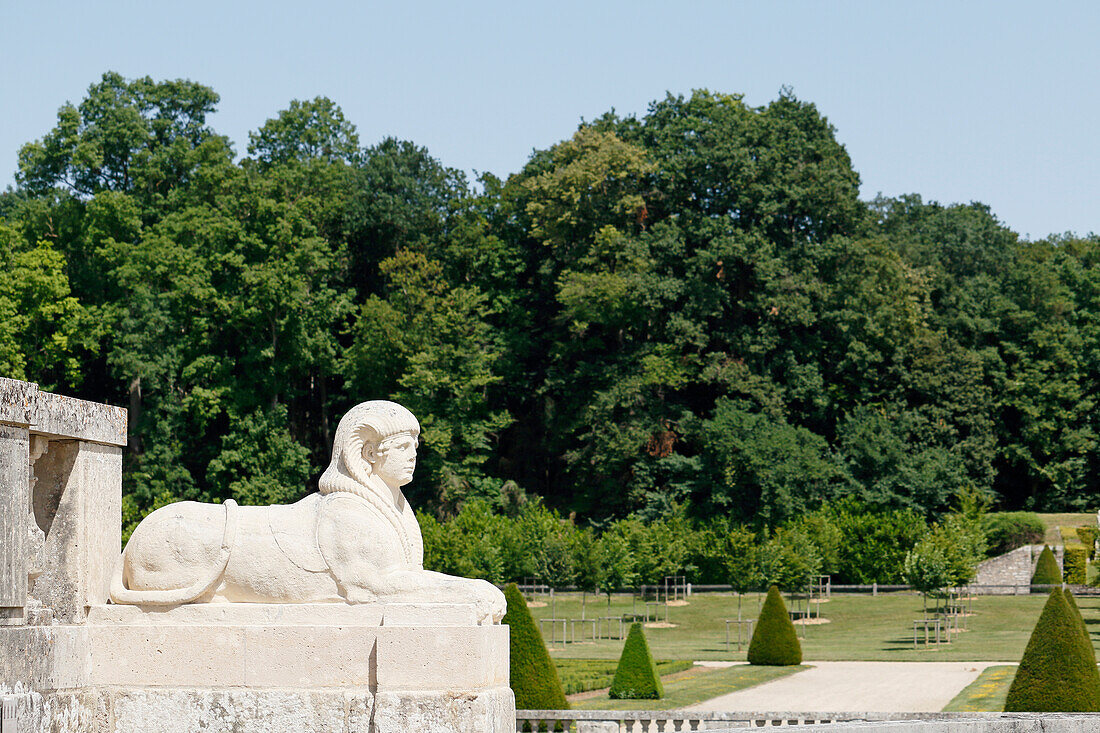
[111,401,505,624]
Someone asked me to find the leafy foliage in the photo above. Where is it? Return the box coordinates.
[983,512,1045,557]
[1004,589,1100,712]
[9,73,1100,538]
[747,586,802,666]
[609,623,664,699]
[503,583,568,710]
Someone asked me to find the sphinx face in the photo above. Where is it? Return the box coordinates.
[371,432,418,488]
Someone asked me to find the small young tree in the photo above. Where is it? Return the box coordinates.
[726,526,761,620]
[903,532,954,615]
[609,623,663,699]
[747,585,802,666]
[1004,588,1100,711]
[502,583,568,710]
[594,532,637,608]
[572,528,600,619]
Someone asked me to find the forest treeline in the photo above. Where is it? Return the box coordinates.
[2,73,1098,535]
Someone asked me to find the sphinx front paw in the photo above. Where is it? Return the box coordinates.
[468,579,506,625]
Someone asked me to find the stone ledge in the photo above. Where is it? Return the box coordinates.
[32,390,127,446]
[0,378,127,446]
[88,601,480,627]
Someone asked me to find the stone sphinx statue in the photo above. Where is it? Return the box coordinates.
[110,400,505,624]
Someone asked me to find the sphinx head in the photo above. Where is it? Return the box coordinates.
[321,401,421,493]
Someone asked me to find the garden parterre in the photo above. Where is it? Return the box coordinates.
[529,591,1097,662]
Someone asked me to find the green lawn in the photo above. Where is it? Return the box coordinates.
[571,664,805,710]
[527,591,1100,662]
[1038,513,1094,545]
[941,665,1016,712]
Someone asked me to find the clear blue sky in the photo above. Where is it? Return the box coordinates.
[3,1,1098,240]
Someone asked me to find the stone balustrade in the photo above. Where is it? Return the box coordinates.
[515,711,1100,732]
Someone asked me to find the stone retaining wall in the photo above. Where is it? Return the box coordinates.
[972,546,1035,594]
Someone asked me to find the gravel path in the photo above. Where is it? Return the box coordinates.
[684,661,1010,712]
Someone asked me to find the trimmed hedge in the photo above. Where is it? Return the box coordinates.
[1065,545,1088,585]
[984,512,1045,557]
[503,583,568,710]
[1032,545,1062,586]
[1063,590,1097,667]
[747,585,802,666]
[609,623,664,699]
[556,659,691,695]
[1077,527,1098,560]
[1004,588,1100,711]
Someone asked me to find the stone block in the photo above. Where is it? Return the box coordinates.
[87,623,248,687]
[375,623,509,691]
[29,441,122,622]
[241,625,377,688]
[110,689,352,733]
[0,425,29,622]
[0,377,36,426]
[0,625,89,690]
[372,688,514,733]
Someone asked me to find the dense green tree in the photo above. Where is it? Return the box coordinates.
[344,248,511,504]
[0,222,89,389]
[701,398,849,524]
[248,97,360,167]
[824,501,928,584]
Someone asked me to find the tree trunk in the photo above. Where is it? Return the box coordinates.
[128,376,142,456]
[320,373,330,449]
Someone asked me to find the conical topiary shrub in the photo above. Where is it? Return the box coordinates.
[502,583,568,710]
[1064,590,1097,667]
[1004,588,1100,712]
[609,622,663,699]
[747,585,802,666]
[1032,545,1062,586]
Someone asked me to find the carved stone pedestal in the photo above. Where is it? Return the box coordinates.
[1,602,514,732]
[2,382,515,732]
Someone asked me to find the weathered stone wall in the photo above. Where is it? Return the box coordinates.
[972,546,1035,594]
[2,686,514,733]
